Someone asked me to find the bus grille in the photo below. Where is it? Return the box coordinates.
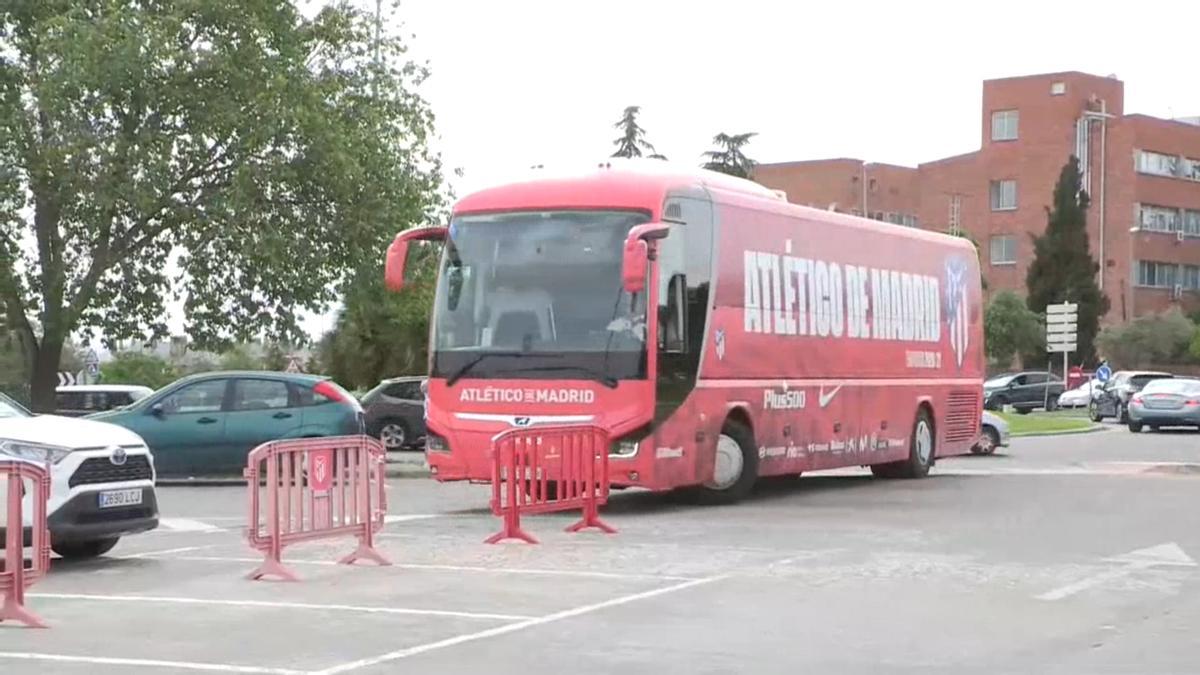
[943,390,980,443]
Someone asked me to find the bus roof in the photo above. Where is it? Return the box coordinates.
[453,159,782,214]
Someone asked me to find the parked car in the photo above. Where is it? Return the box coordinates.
[0,392,158,559]
[1126,378,1200,432]
[983,371,1065,413]
[1089,370,1173,423]
[1057,379,1102,409]
[971,410,1010,455]
[361,376,427,450]
[55,384,154,417]
[89,371,363,476]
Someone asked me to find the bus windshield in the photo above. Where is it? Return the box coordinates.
[431,209,651,383]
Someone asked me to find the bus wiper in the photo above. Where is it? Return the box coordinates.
[509,365,619,389]
[444,351,527,387]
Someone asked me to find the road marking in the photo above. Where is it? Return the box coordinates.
[0,652,302,674]
[139,554,698,581]
[159,518,225,533]
[114,545,215,559]
[28,592,531,621]
[384,514,441,524]
[1037,542,1197,601]
[314,574,725,674]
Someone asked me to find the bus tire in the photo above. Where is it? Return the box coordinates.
[871,407,935,479]
[696,420,758,504]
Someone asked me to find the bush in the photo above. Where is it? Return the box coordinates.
[101,352,179,390]
[984,291,1044,367]
[1096,309,1196,369]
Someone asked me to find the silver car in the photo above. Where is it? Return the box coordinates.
[1127,378,1200,432]
[972,410,1011,454]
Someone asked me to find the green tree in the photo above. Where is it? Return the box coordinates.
[1025,156,1109,364]
[320,248,436,390]
[702,132,757,178]
[262,342,289,371]
[950,230,988,291]
[219,345,261,371]
[984,291,1043,367]
[610,106,666,160]
[0,1,443,410]
[1097,309,1195,369]
[100,351,178,390]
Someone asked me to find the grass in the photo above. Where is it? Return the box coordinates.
[995,408,1094,436]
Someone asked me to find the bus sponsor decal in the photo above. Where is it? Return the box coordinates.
[458,387,596,404]
[742,250,942,345]
[763,388,806,410]
[944,258,971,368]
[655,447,684,459]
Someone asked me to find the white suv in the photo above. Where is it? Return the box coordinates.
[0,393,159,559]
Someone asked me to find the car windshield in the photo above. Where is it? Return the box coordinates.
[1141,379,1198,395]
[985,375,1014,387]
[0,394,31,419]
[430,209,651,382]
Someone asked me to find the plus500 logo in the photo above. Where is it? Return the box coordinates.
[763,389,806,410]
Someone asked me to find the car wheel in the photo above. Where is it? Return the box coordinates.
[696,420,758,504]
[1088,401,1103,422]
[1149,425,1160,432]
[971,427,1000,455]
[378,420,409,450]
[986,396,1005,411]
[1128,420,1143,433]
[1118,404,1129,424]
[52,537,120,560]
[872,408,935,479]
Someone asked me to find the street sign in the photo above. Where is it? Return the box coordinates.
[285,356,302,374]
[1096,364,1112,382]
[1045,302,1079,356]
[1046,302,1078,314]
[1046,322,1078,334]
[1046,343,1077,353]
[1046,313,1078,324]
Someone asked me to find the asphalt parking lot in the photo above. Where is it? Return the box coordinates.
[2,423,1199,674]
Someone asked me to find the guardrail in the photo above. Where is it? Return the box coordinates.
[487,425,617,544]
[0,460,51,628]
[244,436,390,581]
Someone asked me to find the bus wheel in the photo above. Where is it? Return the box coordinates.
[697,420,759,504]
[871,408,934,479]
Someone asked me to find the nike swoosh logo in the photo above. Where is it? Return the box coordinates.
[818,384,843,408]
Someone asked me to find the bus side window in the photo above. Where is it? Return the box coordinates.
[660,273,686,352]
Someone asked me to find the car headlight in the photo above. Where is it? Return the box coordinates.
[0,440,72,465]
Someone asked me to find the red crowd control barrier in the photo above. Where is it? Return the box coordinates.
[0,461,51,628]
[245,436,390,581]
[487,425,617,544]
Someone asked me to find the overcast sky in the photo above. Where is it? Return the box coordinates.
[290,0,1200,337]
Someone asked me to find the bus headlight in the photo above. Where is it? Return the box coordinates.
[426,433,449,453]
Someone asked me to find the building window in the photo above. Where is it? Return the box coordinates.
[1185,210,1200,236]
[1182,157,1200,182]
[990,235,1016,265]
[1138,204,1181,233]
[990,180,1017,211]
[948,194,962,234]
[1050,82,1066,96]
[1136,150,1179,177]
[1183,265,1200,290]
[1136,260,1178,288]
[902,214,918,228]
[991,110,1019,141]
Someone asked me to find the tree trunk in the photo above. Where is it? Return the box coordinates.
[29,338,64,413]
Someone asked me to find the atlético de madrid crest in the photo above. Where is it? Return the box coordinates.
[943,258,970,368]
[714,329,726,361]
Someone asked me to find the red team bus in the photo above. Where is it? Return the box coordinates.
[386,162,983,502]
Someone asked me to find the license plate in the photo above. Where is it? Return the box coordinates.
[99,489,143,509]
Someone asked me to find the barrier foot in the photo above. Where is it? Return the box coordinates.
[484,527,539,545]
[0,595,48,629]
[246,555,300,582]
[565,516,618,535]
[339,542,391,567]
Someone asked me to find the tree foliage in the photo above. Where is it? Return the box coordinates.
[1025,156,1109,364]
[319,246,437,390]
[702,132,756,178]
[0,1,443,409]
[101,351,179,390]
[218,344,261,371]
[1096,309,1195,369]
[984,290,1043,367]
[610,106,665,160]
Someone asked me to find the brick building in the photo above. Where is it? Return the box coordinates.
[754,71,1200,322]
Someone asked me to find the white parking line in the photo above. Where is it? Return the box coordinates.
[142,553,699,581]
[158,518,226,533]
[29,593,532,621]
[313,574,726,674]
[114,545,216,559]
[0,652,303,674]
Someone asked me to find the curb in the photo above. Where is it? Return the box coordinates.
[157,461,433,486]
[1011,423,1106,438]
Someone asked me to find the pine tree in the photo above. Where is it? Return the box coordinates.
[702,132,757,178]
[1025,156,1110,364]
[610,106,666,159]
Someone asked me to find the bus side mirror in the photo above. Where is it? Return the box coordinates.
[385,226,448,292]
[622,222,671,293]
